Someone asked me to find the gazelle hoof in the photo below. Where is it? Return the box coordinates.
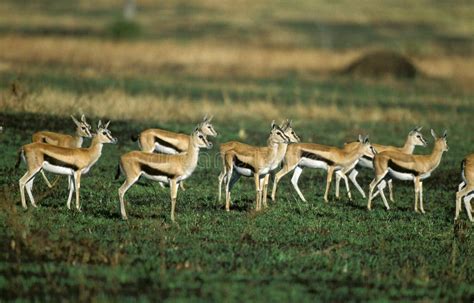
[122,215,128,220]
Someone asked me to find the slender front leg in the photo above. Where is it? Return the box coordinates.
[67,175,75,209]
[349,169,366,198]
[367,173,386,210]
[272,164,295,202]
[323,167,335,203]
[338,170,352,201]
[218,170,226,202]
[170,178,178,222]
[74,171,82,211]
[180,182,186,191]
[291,166,307,202]
[379,182,390,210]
[388,179,394,202]
[419,181,425,214]
[254,173,262,211]
[262,174,270,208]
[414,177,420,213]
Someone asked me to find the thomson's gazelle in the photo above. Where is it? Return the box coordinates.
[367,129,448,212]
[336,127,426,199]
[220,122,290,211]
[217,119,300,205]
[272,135,375,202]
[117,127,213,221]
[16,121,117,210]
[132,115,217,154]
[32,115,93,188]
[455,154,474,222]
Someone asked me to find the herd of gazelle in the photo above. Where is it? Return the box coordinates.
[11,115,473,222]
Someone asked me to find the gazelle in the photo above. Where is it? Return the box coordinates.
[272,135,375,203]
[455,154,474,222]
[335,127,426,199]
[367,129,448,212]
[117,127,213,222]
[132,115,217,190]
[220,122,290,212]
[217,119,300,204]
[132,115,217,154]
[32,115,93,188]
[16,121,117,210]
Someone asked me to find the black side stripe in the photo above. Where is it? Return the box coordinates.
[387,159,419,176]
[362,155,373,161]
[300,150,335,166]
[44,154,79,170]
[140,163,176,179]
[154,136,183,153]
[234,156,255,173]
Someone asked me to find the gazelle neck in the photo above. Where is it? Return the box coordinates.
[401,136,415,154]
[427,142,445,170]
[74,135,84,148]
[345,144,366,163]
[274,142,289,164]
[183,137,201,168]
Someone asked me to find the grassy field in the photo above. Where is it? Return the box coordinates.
[1,0,474,301]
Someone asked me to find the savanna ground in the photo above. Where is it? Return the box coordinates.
[0,0,473,301]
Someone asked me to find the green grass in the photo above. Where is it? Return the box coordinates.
[0,112,473,301]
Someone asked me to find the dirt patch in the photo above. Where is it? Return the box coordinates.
[342,50,418,78]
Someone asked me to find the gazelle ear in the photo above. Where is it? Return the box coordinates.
[98,120,103,129]
[416,126,423,132]
[271,120,276,129]
[71,115,80,126]
[358,134,363,143]
[81,114,86,122]
[364,135,370,143]
[104,121,110,129]
[442,129,447,138]
[207,115,213,122]
[203,114,209,122]
[431,129,437,139]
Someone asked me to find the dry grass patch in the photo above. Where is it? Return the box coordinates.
[0,87,455,125]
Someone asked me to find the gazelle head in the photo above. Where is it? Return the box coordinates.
[95,120,118,144]
[199,115,218,137]
[268,120,290,145]
[408,126,427,147]
[71,114,92,138]
[357,134,377,158]
[191,128,213,149]
[280,119,300,143]
[431,129,449,152]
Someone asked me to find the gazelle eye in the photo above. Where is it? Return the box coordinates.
[199,135,204,139]
[102,131,107,135]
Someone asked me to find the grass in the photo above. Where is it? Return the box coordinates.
[0,112,473,301]
[0,0,473,301]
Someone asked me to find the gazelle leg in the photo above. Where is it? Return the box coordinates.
[335,173,341,199]
[25,176,37,207]
[458,181,466,191]
[40,170,54,188]
[118,175,140,220]
[272,164,295,202]
[456,185,474,221]
[66,175,75,209]
[339,171,352,201]
[291,166,307,202]
[19,168,41,209]
[349,169,366,198]
[414,177,420,213]
[367,172,386,210]
[218,170,226,202]
[388,179,394,202]
[180,182,185,191]
[254,173,262,211]
[419,181,425,214]
[323,167,335,203]
[74,171,82,211]
[170,178,178,222]
[262,174,270,208]
[378,181,390,210]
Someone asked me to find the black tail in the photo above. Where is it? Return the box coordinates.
[15,148,23,169]
[131,134,139,142]
[115,164,121,180]
[461,159,466,182]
